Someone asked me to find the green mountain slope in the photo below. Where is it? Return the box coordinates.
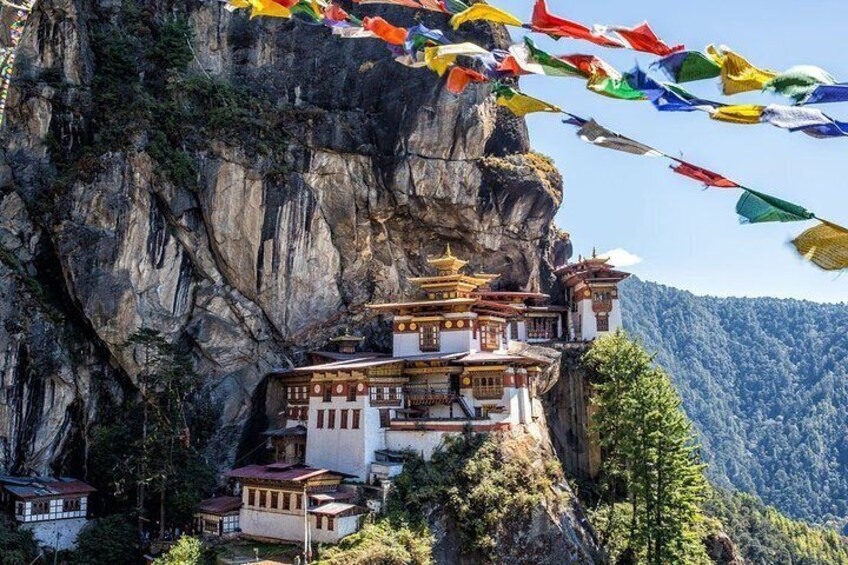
[620,277,848,524]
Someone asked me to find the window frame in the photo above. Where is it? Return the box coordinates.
[418,323,441,352]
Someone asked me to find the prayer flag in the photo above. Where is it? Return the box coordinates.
[404,24,449,55]
[424,43,489,76]
[446,66,488,94]
[670,160,740,188]
[506,37,583,77]
[531,0,624,48]
[493,84,561,116]
[800,83,848,105]
[362,16,407,45]
[626,67,723,112]
[562,113,589,127]
[353,0,423,7]
[450,3,523,29]
[761,104,838,132]
[707,45,777,95]
[576,120,664,156]
[442,0,469,14]
[736,189,814,224]
[792,221,848,271]
[227,0,251,8]
[709,105,765,125]
[652,50,721,83]
[331,25,377,38]
[247,0,291,18]
[764,66,836,103]
[605,22,683,56]
[587,72,646,101]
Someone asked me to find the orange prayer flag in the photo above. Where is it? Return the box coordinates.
[446,67,488,94]
[362,16,408,45]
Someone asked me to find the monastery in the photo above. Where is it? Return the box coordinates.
[218,246,630,545]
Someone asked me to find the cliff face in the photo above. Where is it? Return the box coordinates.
[0,0,566,474]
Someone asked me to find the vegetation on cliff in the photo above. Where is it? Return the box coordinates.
[318,432,584,565]
[706,488,848,565]
[583,332,710,564]
[620,277,848,525]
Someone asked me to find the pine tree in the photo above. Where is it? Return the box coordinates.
[584,331,709,564]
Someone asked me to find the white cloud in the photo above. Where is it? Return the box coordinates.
[600,248,643,268]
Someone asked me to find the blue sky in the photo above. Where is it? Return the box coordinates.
[495,0,848,303]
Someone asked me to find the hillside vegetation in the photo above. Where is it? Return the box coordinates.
[620,277,848,525]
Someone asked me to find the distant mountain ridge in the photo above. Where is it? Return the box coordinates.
[620,277,848,525]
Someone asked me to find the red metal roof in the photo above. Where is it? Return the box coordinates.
[197,496,241,515]
[0,477,96,500]
[225,463,339,483]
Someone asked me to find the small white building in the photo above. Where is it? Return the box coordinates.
[0,476,95,551]
[225,462,366,545]
[194,496,241,538]
[556,252,630,341]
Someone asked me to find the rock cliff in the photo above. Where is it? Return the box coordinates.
[0,0,567,476]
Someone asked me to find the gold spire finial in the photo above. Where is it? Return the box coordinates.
[592,247,597,259]
[445,243,453,258]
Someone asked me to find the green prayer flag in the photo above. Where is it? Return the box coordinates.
[736,189,815,224]
[653,50,721,83]
[588,74,647,101]
[522,37,584,78]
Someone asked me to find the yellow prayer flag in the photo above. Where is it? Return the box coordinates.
[709,104,765,125]
[226,0,251,8]
[496,91,561,117]
[424,43,489,76]
[707,44,778,95]
[248,0,291,19]
[449,3,524,30]
[792,221,848,271]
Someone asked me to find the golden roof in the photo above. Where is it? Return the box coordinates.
[427,244,468,275]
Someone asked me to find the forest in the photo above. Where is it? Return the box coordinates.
[620,277,848,528]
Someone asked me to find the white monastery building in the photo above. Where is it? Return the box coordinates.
[0,475,95,551]
[226,246,629,546]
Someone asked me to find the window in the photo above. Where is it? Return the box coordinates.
[270,491,279,509]
[15,502,23,516]
[340,409,348,429]
[282,492,290,511]
[316,410,324,429]
[379,409,391,428]
[419,323,440,352]
[328,409,336,429]
[327,516,335,531]
[323,384,332,402]
[300,407,308,421]
[596,315,609,332]
[526,317,556,340]
[509,320,519,340]
[352,409,361,429]
[248,489,256,506]
[479,323,501,351]
[295,494,302,510]
[473,373,504,400]
[258,490,267,508]
[32,500,49,515]
[63,498,81,512]
[347,383,356,402]
[370,386,401,406]
[316,516,323,529]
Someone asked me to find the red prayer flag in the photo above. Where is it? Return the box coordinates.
[362,16,408,45]
[671,160,740,188]
[323,4,350,22]
[272,0,300,8]
[531,0,624,48]
[611,22,684,56]
[446,67,488,94]
[497,55,531,76]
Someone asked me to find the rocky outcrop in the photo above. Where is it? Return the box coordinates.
[704,532,745,565]
[0,0,565,474]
